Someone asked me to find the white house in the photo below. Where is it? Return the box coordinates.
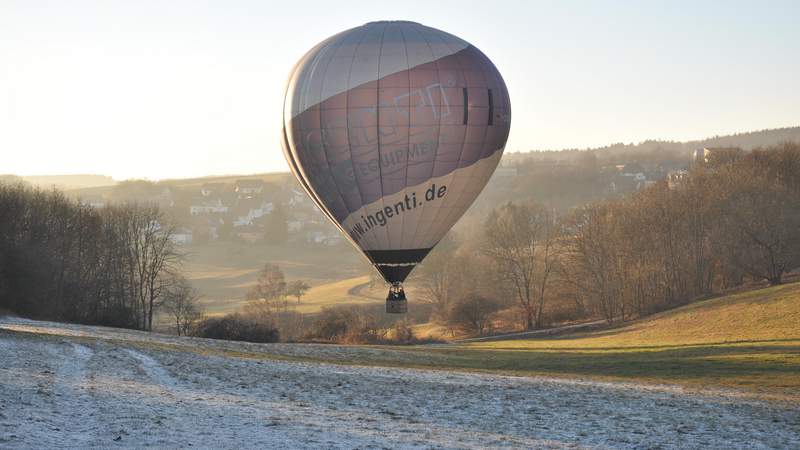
[232,200,274,227]
[190,198,229,216]
[305,230,342,246]
[170,228,193,245]
[288,188,307,206]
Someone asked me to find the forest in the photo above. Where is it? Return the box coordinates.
[0,186,185,330]
[414,142,800,334]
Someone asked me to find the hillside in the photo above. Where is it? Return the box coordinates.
[179,242,380,318]
[5,282,798,401]
[1,315,798,448]
[505,126,800,164]
[63,172,295,198]
[259,282,799,400]
[469,282,800,350]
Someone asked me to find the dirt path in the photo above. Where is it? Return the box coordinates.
[346,280,381,300]
[1,317,798,449]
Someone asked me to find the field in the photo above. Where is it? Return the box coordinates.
[180,241,385,316]
[179,240,443,317]
[361,283,800,400]
[180,242,800,400]
[2,316,798,448]
[1,284,799,447]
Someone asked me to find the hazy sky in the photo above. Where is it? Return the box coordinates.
[2,1,798,180]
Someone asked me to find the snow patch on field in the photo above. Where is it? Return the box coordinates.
[0,316,798,449]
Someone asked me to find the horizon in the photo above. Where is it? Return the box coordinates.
[3,0,799,179]
[7,125,797,181]
[6,125,800,181]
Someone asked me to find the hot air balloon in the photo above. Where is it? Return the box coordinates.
[281,21,511,313]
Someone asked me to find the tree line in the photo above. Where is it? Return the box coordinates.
[3,142,797,341]
[0,183,187,330]
[415,142,800,334]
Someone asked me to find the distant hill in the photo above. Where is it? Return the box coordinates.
[7,174,117,190]
[156,172,293,189]
[505,126,800,164]
[18,126,798,193]
[65,172,296,198]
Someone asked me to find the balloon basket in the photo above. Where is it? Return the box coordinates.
[386,283,407,314]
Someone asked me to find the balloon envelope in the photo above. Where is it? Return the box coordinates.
[281,21,511,283]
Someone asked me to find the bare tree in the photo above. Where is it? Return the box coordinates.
[447,293,500,336]
[562,204,625,324]
[0,184,184,330]
[413,234,460,320]
[247,263,287,307]
[244,263,290,330]
[286,280,310,304]
[483,202,559,330]
[161,276,203,336]
[125,204,181,330]
[714,164,800,285]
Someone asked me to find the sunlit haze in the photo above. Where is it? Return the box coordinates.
[2,0,798,180]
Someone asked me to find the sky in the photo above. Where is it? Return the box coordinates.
[1,0,798,180]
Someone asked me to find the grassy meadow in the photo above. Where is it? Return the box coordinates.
[181,241,386,316]
[283,283,800,400]
[170,235,799,400]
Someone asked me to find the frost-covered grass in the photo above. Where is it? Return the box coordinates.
[1,316,798,449]
[4,282,800,402]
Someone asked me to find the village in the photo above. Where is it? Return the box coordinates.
[55,146,723,250]
[72,177,344,247]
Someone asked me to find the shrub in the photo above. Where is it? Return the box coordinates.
[303,305,397,344]
[194,313,279,343]
[391,319,415,344]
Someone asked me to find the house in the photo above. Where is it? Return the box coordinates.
[694,148,711,165]
[305,230,342,246]
[694,147,741,167]
[235,179,265,197]
[232,198,274,227]
[189,198,229,215]
[200,182,225,197]
[667,170,689,189]
[287,188,307,206]
[170,228,193,245]
[79,195,106,209]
